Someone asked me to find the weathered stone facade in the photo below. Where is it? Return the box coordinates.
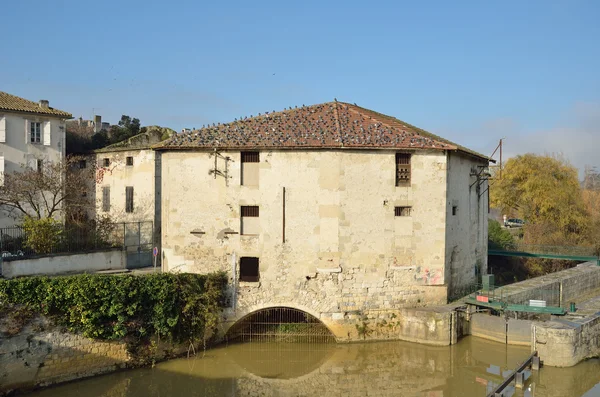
[0,319,185,395]
[160,148,488,341]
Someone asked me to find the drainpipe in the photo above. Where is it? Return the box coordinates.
[231,252,237,313]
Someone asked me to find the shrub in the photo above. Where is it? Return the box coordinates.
[21,217,62,254]
[489,220,515,250]
[0,272,228,343]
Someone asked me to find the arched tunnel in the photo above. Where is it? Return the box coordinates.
[224,306,336,344]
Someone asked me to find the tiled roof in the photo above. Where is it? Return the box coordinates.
[156,101,488,160]
[0,91,72,118]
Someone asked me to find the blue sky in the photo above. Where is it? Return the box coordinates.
[2,0,599,173]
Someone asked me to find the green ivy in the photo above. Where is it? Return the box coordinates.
[0,272,227,343]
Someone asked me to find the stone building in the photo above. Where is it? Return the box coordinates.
[0,91,72,227]
[155,101,490,340]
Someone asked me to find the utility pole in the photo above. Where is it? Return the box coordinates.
[499,138,503,179]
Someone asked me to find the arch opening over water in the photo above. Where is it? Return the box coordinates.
[225,306,336,344]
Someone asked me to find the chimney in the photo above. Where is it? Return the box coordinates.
[39,100,49,109]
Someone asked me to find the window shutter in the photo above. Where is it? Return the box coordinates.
[0,117,6,143]
[43,121,52,146]
[0,155,4,186]
[25,119,30,144]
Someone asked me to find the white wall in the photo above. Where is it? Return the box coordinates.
[160,149,452,317]
[1,249,126,278]
[445,151,489,297]
[0,111,66,227]
[93,149,155,223]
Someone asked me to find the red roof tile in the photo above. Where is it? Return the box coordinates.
[156,101,487,160]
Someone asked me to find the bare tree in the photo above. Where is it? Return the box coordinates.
[0,156,95,222]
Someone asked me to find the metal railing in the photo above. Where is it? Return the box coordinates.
[0,221,153,262]
[226,307,336,344]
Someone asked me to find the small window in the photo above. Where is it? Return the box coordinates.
[241,205,259,235]
[103,158,110,167]
[241,152,260,163]
[395,206,412,217]
[36,159,43,174]
[241,151,260,186]
[79,159,87,169]
[125,186,134,213]
[452,206,458,216]
[102,186,110,212]
[126,156,133,166]
[30,122,41,143]
[240,257,259,282]
[395,153,411,186]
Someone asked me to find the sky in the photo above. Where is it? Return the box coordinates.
[2,0,599,175]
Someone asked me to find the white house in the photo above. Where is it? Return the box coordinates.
[0,91,72,227]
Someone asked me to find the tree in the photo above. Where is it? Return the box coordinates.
[0,156,94,222]
[491,154,588,241]
[488,220,515,250]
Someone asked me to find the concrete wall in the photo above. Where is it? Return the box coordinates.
[534,313,600,367]
[93,149,155,224]
[445,152,489,298]
[1,250,125,278]
[469,313,532,346]
[0,111,67,227]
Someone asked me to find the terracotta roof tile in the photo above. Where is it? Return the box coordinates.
[155,101,488,160]
[0,91,72,118]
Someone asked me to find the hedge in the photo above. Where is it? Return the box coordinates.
[0,272,228,343]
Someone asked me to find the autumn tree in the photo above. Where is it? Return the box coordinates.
[490,154,596,275]
[491,154,588,243]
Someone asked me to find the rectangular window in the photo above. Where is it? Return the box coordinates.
[125,186,134,213]
[241,151,259,186]
[395,153,411,186]
[102,186,110,212]
[79,159,87,169]
[30,122,41,143]
[240,257,259,282]
[36,159,43,174]
[126,156,133,166]
[103,158,110,167]
[241,205,259,235]
[452,206,458,216]
[395,206,412,217]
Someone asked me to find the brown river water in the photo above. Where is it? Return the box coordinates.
[25,336,600,397]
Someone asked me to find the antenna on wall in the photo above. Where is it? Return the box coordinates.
[209,148,233,186]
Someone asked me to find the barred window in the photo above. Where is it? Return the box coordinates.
[241,205,259,235]
[241,151,259,186]
[395,206,412,217]
[126,156,133,166]
[395,153,411,186]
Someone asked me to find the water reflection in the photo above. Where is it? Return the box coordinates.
[26,337,600,397]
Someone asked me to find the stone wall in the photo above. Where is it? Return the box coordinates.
[445,152,489,298]
[0,319,185,396]
[534,313,600,367]
[91,148,156,224]
[161,149,486,341]
[498,262,600,308]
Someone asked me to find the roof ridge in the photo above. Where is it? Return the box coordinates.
[0,91,72,118]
